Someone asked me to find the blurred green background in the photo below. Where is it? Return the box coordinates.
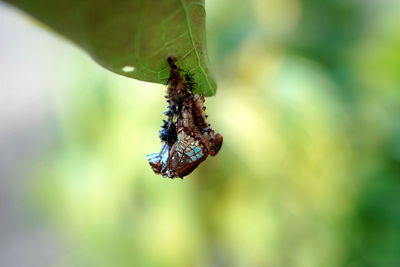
[1,0,400,267]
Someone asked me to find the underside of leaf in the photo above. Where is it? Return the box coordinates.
[4,0,217,96]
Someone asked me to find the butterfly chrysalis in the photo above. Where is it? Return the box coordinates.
[146,57,223,178]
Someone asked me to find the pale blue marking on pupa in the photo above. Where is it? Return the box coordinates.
[146,153,161,164]
[194,147,202,153]
[160,149,169,164]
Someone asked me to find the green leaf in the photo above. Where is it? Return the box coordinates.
[4,0,217,96]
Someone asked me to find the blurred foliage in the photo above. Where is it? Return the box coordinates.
[31,0,400,266]
[4,0,216,95]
